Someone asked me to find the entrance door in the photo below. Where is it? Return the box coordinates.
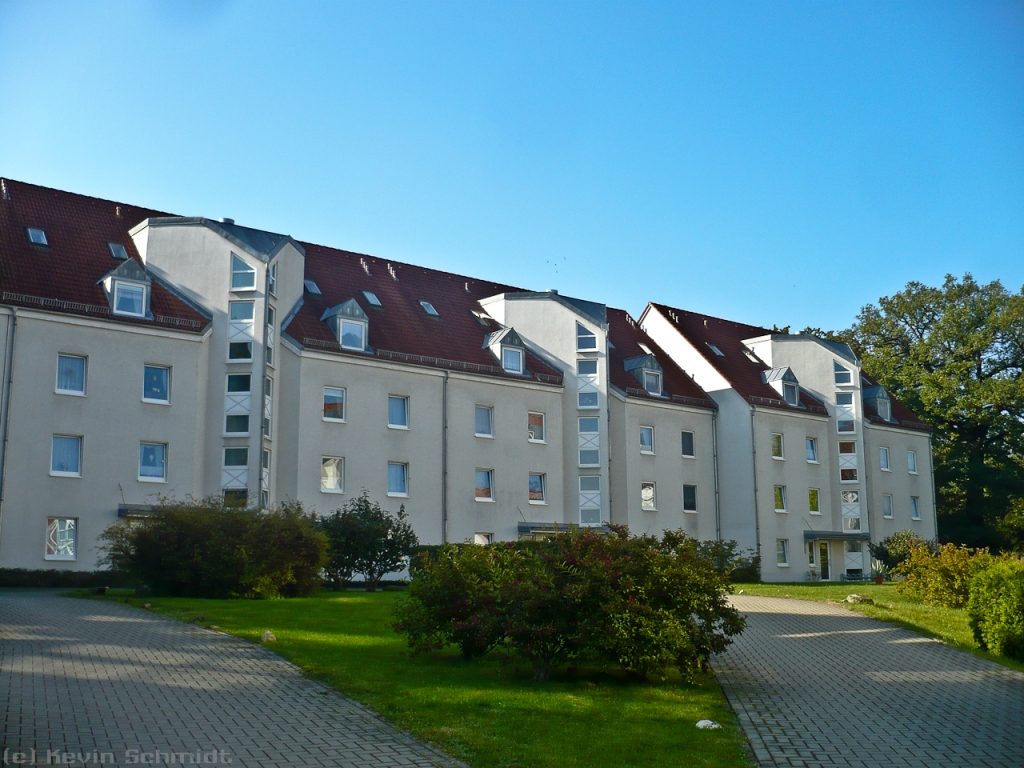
[819,542,830,580]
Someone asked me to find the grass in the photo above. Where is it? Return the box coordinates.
[735,582,1024,674]
[90,590,753,768]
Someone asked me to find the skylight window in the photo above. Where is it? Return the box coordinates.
[471,309,491,326]
[420,301,439,317]
[743,349,759,363]
[304,280,321,295]
[27,228,47,246]
[363,291,382,307]
[637,343,652,355]
[108,242,129,260]
[707,343,725,356]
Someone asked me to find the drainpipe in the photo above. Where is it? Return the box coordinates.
[441,370,449,544]
[712,409,721,541]
[749,404,761,563]
[928,432,939,540]
[0,308,19,547]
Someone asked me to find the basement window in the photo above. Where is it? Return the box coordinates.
[27,228,48,245]
[420,301,440,317]
[108,242,129,260]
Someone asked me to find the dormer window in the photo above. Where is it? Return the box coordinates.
[783,383,799,406]
[420,301,439,317]
[625,352,664,396]
[27,228,48,245]
[114,283,146,317]
[577,323,597,351]
[101,259,152,319]
[878,399,891,421]
[340,320,365,350]
[321,299,369,352]
[502,347,524,374]
[108,242,129,260]
[643,370,662,395]
[363,291,382,307]
[231,254,256,291]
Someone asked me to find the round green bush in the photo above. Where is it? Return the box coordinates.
[967,558,1024,661]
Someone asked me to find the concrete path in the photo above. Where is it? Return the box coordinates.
[0,591,466,768]
[714,595,1024,768]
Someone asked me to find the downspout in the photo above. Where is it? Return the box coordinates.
[441,370,449,544]
[0,308,18,547]
[712,409,721,541]
[929,432,939,540]
[749,404,761,563]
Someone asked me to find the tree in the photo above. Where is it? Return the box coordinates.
[844,274,1024,549]
[318,492,419,591]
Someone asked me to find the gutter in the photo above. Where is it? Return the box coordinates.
[441,370,449,544]
[712,409,721,541]
[0,308,18,548]
[749,404,761,565]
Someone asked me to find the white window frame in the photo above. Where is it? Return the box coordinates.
[340,319,367,351]
[883,494,894,519]
[776,539,790,567]
[806,437,818,463]
[112,282,147,318]
[576,322,597,351]
[643,370,662,396]
[773,485,787,513]
[473,533,493,545]
[143,365,171,404]
[527,412,546,443]
[837,419,856,434]
[139,442,168,482]
[475,468,494,502]
[268,263,277,297]
[576,359,598,376]
[683,483,697,513]
[681,430,695,458]
[877,399,891,421]
[641,481,657,511]
[577,391,599,409]
[639,425,655,455]
[230,253,257,291]
[528,472,546,505]
[502,347,524,374]
[908,450,918,474]
[228,341,254,363]
[387,462,409,497]
[50,435,82,478]
[55,354,87,396]
[771,433,784,460]
[475,405,495,438]
[223,447,249,467]
[388,395,410,429]
[911,496,921,520]
[808,487,821,514]
[224,412,250,437]
[578,416,601,467]
[834,361,852,385]
[45,517,77,561]
[880,446,891,471]
[321,456,345,494]
[783,382,799,406]
[840,468,859,484]
[323,386,347,422]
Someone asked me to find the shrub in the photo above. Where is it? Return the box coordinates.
[869,530,932,571]
[100,498,327,598]
[393,527,745,681]
[0,568,135,588]
[967,558,1024,660]
[694,539,758,582]
[317,492,418,591]
[894,542,993,608]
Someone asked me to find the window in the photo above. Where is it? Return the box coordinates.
[834,361,852,384]
[843,516,862,531]
[475,469,494,500]
[683,484,697,512]
[323,387,346,421]
[340,320,365,351]
[529,473,546,503]
[807,541,815,565]
[321,457,344,493]
[880,446,890,471]
[908,450,918,474]
[771,433,784,459]
[776,539,790,566]
[840,468,858,482]
[473,533,493,545]
[229,301,254,322]
[223,489,248,506]
[27,227,48,245]
[639,426,655,454]
[227,374,251,393]
[883,494,894,518]
[45,517,76,560]
[224,447,249,467]
[266,343,274,367]
[576,323,597,351]
[643,370,662,395]
[707,343,724,356]
[839,441,856,455]
[578,391,598,409]
[475,406,494,437]
[577,359,598,376]
[842,490,860,504]
[528,412,545,442]
[808,488,820,514]
[877,399,891,421]
[304,279,321,295]
[773,485,787,512]
[225,413,250,434]
[362,290,381,307]
[51,436,82,477]
[806,437,818,462]
[502,347,524,374]
[837,419,855,433]
[231,254,256,290]
[268,263,277,296]
[266,305,276,327]
[388,396,409,428]
[783,383,798,406]
[911,496,921,520]
[844,541,862,554]
[580,476,601,525]
[228,342,253,361]
[56,355,86,395]
[579,417,600,466]
[388,462,409,496]
[139,443,167,481]
[143,365,170,403]
[108,242,129,260]
[836,392,854,407]
[113,283,145,317]
[681,431,695,458]
[641,481,656,510]
[419,301,439,317]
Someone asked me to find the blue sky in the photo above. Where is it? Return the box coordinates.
[1,1,1021,330]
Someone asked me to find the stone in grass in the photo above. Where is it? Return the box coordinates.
[261,630,277,643]
[696,720,722,730]
[845,594,874,604]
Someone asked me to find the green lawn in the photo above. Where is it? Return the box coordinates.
[94,590,753,768]
[735,582,1024,674]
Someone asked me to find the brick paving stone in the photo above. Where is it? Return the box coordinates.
[713,595,1024,767]
[0,591,467,767]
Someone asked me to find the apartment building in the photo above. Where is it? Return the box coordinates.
[0,179,719,570]
[641,303,936,582]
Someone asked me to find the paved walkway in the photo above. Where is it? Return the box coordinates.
[0,591,466,767]
[714,595,1024,768]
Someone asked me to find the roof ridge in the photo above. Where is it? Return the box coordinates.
[2,178,176,218]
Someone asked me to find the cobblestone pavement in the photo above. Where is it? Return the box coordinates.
[0,591,466,767]
[713,595,1024,768]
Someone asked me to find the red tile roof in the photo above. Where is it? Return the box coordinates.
[605,308,715,409]
[860,371,931,432]
[0,179,208,332]
[284,241,564,384]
